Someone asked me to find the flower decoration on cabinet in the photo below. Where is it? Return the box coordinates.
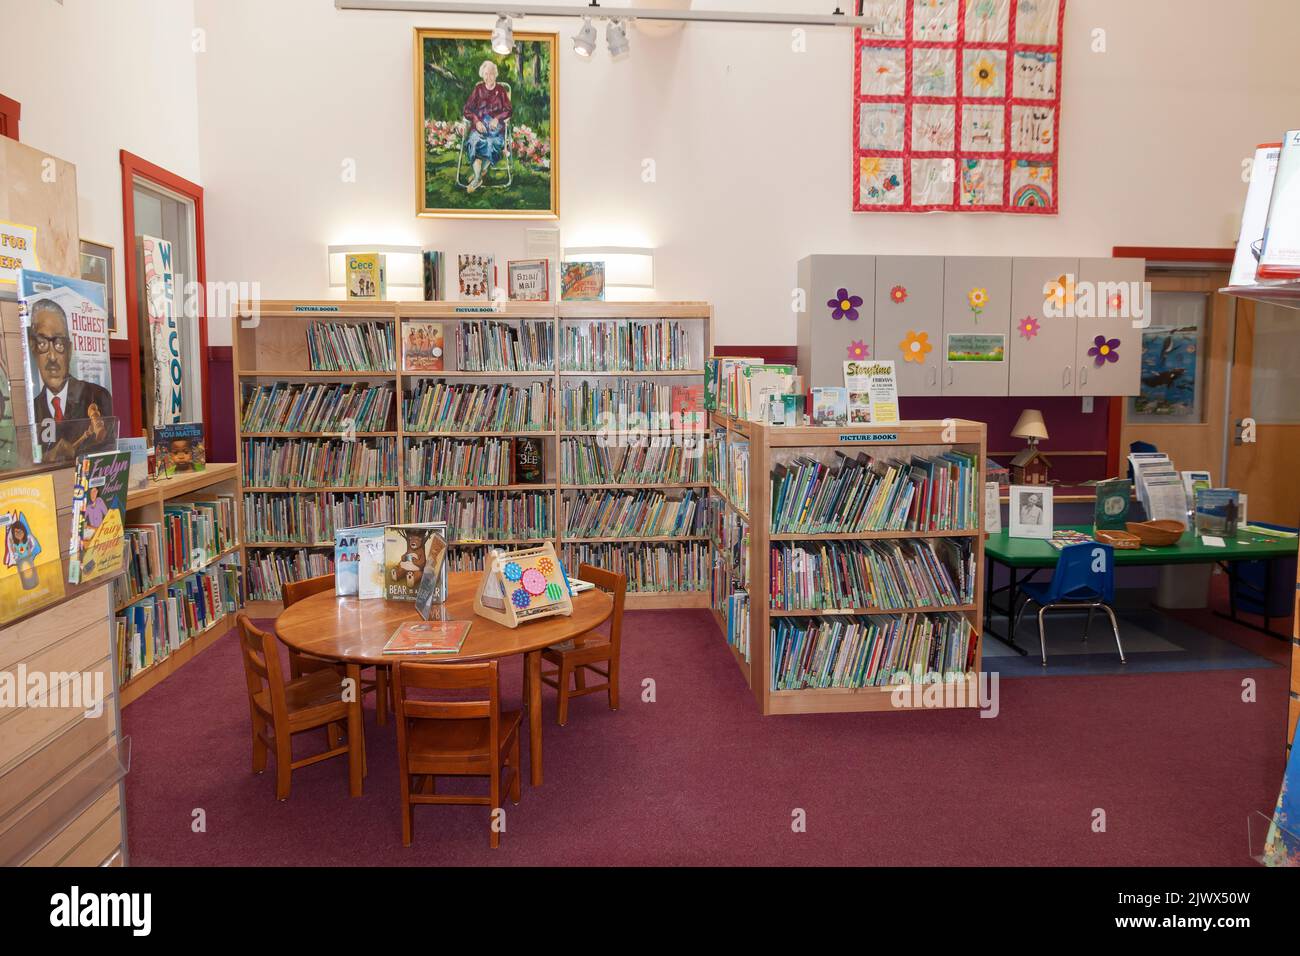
[827,287,863,321]
[1017,316,1040,340]
[1044,274,1075,312]
[968,287,989,320]
[890,285,908,304]
[847,340,871,360]
[900,329,932,363]
[1088,335,1122,366]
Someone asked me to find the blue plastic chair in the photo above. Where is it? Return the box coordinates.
[1012,542,1126,667]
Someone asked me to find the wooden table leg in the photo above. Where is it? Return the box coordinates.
[346,663,364,797]
[527,650,543,787]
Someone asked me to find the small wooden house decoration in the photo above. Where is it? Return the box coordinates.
[1010,408,1051,486]
[1010,446,1052,485]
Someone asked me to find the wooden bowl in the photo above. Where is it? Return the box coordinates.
[1125,519,1186,547]
[1095,529,1141,549]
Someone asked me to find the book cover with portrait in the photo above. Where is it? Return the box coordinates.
[17,270,113,465]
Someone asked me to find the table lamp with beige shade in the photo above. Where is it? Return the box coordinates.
[1010,409,1051,485]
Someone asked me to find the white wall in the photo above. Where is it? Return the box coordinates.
[0,0,202,339]
[175,0,1299,346]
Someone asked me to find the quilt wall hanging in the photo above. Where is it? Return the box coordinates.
[853,0,1065,213]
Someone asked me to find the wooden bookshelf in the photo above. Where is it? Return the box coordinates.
[233,299,713,609]
[115,463,244,707]
[708,414,987,716]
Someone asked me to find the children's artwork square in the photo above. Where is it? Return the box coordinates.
[859,46,906,96]
[912,159,956,206]
[859,103,906,151]
[912,46,956,97]
[962,105,1005,153]
[853,0,1066,213]
[859,156,905,207]
[912,104,956,152]
[959,159,1004,207]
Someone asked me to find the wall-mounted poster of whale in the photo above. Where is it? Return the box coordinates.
[1133,323,1201,422]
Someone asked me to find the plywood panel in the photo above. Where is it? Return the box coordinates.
[20,788,120,867]
[0,138,79,281]
[0,707,117,823]
[0,586,108,669]
[0,659,114,770]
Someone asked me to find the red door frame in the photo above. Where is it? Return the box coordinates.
[119,150,210,438]
[0,93,20,140]
[1105,245,1236,475]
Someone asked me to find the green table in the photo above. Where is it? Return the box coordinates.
[984,524,1299,654]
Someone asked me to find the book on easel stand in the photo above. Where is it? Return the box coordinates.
[473,541,573,628]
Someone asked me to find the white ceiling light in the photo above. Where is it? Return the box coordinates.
[606,18,630,59]
[572,16,596,56]
[491,14,513,53]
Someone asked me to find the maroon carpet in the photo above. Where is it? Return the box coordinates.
[123,607,1290,866]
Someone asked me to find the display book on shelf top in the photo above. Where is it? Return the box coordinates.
[707,412,987,717]
[231,299,713,611]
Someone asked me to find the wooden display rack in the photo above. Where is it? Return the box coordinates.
[115,463,243,707]
[709,413,987,716]
[0,135,128,867]
[233,299,714,612]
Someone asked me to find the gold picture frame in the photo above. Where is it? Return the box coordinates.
[413,28,559,219]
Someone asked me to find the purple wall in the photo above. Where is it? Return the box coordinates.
[208,347,235,464]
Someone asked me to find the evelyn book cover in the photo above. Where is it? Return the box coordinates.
[18,269,114,465]
[0,472,65,624]
[68,450,131,585]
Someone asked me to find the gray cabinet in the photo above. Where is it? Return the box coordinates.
[796,255,876,389]
[1009,257,1079,396]
[874,255,943,397]
[941,257,1011,396]
[1076,257,1144,397]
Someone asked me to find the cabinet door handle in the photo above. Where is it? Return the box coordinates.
[928,366,937,387]
[1079,366,1087,387]
[946,366,954,386]
[1063,365,1071,389]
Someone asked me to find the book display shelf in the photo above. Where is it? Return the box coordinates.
[232,299,713,613]
[708,413,987,716]
[114,464,245,707]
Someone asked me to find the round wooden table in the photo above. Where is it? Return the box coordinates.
[275,571,612,792]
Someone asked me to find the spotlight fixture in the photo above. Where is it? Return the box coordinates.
[491,13,513,53]
[606,17,630,59]
[572,16,596,56]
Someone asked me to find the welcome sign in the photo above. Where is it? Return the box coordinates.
[141,235,183,426]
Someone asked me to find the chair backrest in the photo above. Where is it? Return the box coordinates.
[1046,543,1115,604]
[236,613,288,725]
[392,660,502,765]
[282,573,334,608]
[578,563,626,653]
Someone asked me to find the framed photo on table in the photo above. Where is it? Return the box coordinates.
[1009,484,1053,539]
[79,239,117,334]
